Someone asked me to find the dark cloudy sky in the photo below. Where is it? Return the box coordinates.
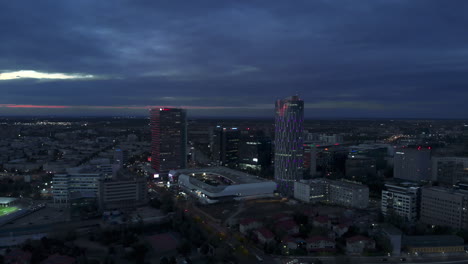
[1,0,468,118]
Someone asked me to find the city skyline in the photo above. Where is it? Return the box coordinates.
[2,1,468,118]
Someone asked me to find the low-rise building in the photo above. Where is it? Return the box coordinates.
[381,224,402,256]
[254,228,275,244]
[306,236,335,252]
[272,212,293,222]
[313,215,331,229]
[276,220,299,235]
[239,218,262,234]
[282,236,301,251]
[403,235,464,254]
[346,236,375,255]
[4,248,32,264]
[333,223,349,237]
[175,167,276,204]
[40,254,76,264]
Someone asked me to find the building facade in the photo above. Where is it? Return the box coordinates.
[294,179,369,209]
[150,108,187,173]
[328,180,369,209]
[52,167,104,205]
[420,186,468,230]
[381,183,420,222]
[238,129,272,171]
[274,95,304,196]
[303,144,317,177]
[432,157,468,186]
[97,177,147,211]
[294,179,328,204]
[393,147,431,182]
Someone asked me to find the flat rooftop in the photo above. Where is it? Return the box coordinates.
[0,197,17,204]
[403,235,464,247]
[173,167,267,185]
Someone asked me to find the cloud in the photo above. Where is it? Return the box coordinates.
[0,1,468,117]
[0,70,95,81]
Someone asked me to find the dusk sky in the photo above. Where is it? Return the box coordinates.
[1,0,468,118]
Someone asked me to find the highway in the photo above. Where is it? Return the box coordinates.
[279,255,468,264]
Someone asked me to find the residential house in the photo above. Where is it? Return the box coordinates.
[313,215,331,229]
[333,223,349,237]
[5,248,32,264]
[239,218,262,234]
[306,236,336,252]
[346,236,376,255]
[276,220,299,235]
[254,228,275,244]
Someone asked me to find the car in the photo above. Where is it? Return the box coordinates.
[400,258,406,262]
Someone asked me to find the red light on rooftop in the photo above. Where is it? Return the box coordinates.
[316,145,320,147]
[428,147,432,150]
[334,143,339,146]
[148,157,152,162]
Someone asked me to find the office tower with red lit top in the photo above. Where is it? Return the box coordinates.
[150,108,187,173]
[274,95,304,196]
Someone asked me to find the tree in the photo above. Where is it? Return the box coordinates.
[159,257,169,264]
[214,245,232,262]
[160,193,175,213]
[375,235,393,255]
[169,256,177,264]
[457,229,468,243]
[293,211,308,225]
[132,243,148,264]
[149,198,162,209]
[177,239,192,256]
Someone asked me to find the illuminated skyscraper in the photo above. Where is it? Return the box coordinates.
[274,95,304,195]
[150,108,187,173]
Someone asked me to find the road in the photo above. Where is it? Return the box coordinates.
[280,254,468,264]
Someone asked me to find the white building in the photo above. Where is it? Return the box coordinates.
[294,179,369,209]
[52,167,104,205]
[294,179,328,204]
[328,180,369,209]
[381,183,420,222]
[174,167,276,204]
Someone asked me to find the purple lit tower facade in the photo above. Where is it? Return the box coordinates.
[274,95,304,196]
